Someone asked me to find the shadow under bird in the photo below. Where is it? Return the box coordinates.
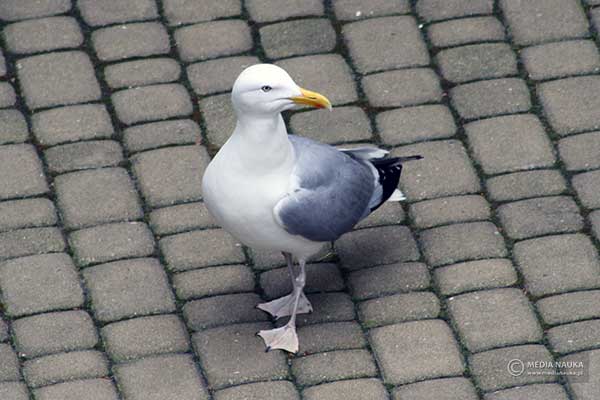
[202,64,422,353]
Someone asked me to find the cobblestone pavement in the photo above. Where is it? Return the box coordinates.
[0,0,599,399]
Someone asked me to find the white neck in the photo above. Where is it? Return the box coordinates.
[227,113,294,173]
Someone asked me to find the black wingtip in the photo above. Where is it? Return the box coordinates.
[397,155,423,162]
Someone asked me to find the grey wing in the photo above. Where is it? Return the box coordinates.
[274,136,376,242]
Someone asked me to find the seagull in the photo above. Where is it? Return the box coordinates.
[202,64,421,353]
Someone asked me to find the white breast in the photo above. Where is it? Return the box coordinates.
[202,140,323,258]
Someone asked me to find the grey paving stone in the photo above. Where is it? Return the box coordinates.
[292,293,356,326]
[199,93,235,148]
[486,170,567,202]
[0,198,56,233]
[416,0,493,22]
[112,83,193,125]
[173,264,255,300]
[115,354,209,400]
[54,167,143,230]
[160,229,245,271]
[0,227,65,263]
[377,105,456,145]
[260,19,336,60]
[0,253,83,317]
[0,51,5,77]
[410,195,491,229]
[32,104,114,146]
[484,384,569,400]
[435,259,518,297]
[448,288,542,353]
[558,132,600,171]
[428,16,505,48]
[348,262,430,300]
[573,170,600,209]
[33,379,119,400]
[260,263,344,300]
[420,222,507,267]
[187,56,259,96]
[132,145,208,209]
[84,258,175,322]
[12,311,97,359]
[183,293,268,330]
[538,76,600,136]
[547,319,600,354]
[436,43,518,84]
[498,196,583,240]
[0,144,47,200]
[0,110,28,145]
[560,349,600,399]
[248,0,323,23]
[276,54,358,106]
[92,22,170,62]
[22,350,109,388]
[362,68,442,108]
[192,322,289,389]
[44,140,124,175]
[164,0,240,25]
[290,107,371,144]
[304,378,387,400]
[175,20,252,62]
[592,210,600,242]
[465,114,555,175]
[101,315,189,362]
[469,345,556,391]
[292,349,378,386]
[536,289,600,326]
[370,320,464,385]
[16,51,101,110]
[0,83,16,108]
[592,7,600,30]
[77,0,158,26]
[0,0,71,21]
[3,16,83,54]
[149,202,217,235]
[522,40,600,81]
[343,16,429,74]
[0,318,7,342]
[296,321,366,355]
[451,78,530,120]
[0,86,14,109]
[500,0,589,46]
[0,343,20,381]
[334,0,409,21]
[335,226,420,270]
[123,119,201,154]
[104,58,181,89]
[215,381,300,400]
[392,140,481,202]
[359,292,440,328]
[393,377,478,400]
[514,234,600,298]
[249,248,293,271]
[354,200,406,229]
[69,222,155,267]
[0,382,29,400]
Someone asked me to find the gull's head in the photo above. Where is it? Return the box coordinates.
[231,64,332,117]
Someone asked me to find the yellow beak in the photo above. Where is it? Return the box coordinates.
[290,87,332,110]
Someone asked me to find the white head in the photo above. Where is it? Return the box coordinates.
[231,64,332,117]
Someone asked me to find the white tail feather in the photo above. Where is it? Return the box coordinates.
[387,189,406,202]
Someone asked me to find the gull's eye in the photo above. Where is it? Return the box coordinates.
[261,85,272,92]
